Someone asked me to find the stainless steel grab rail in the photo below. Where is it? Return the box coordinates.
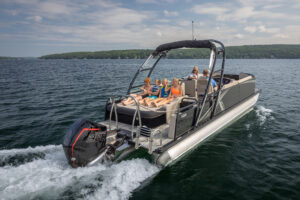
[108,95,142,148]
[148,129,162,154]
[108,95,165,153]
[109,97,118,131]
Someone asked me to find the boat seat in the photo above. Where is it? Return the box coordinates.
[163,95,188,123]
[112,103,165,118]
[180,79,197,97]
[237,75,252,84]
[222,80,238,90]
[109,91,187,126]
[197,77,214,96]
[221,76,252,90]
[180,82,185,96]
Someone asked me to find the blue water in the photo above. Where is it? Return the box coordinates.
[0,59,299,200]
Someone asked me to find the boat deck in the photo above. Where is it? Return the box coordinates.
[99,120,173,152]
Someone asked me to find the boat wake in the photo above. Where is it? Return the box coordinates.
[0,145,159,200]
[255,105,274,125]
[245,105,274,134]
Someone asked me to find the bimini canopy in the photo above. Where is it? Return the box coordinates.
[152,40,216,56]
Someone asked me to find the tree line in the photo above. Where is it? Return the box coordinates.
[36,44,300,59]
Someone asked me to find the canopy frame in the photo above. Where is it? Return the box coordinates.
[126,39,226,126]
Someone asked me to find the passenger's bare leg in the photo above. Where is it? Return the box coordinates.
[152,98,167,107]
[138,99,145,105]
[122,95,142,106]
[143,98,153,106]
[149,98,163,106]
[154,98,164,103]
[153,98,174,107]
[144,98,158,106]
[143,98,151,106]
[122,100,133,106]
[152,99,167,107]
[121,94,135,105]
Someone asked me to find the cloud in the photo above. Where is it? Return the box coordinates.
[156,31,162,37]
[244,25,280,34]
[38,2,74,15]
[26,15,43,22]
[192,1,300,23]
[178,20,190,26]
[135,0,176,4]
[274,33,288,38]
[191,4,228,15]
[5,9,18,16]
[164,0,177,3]
[236,0,286,7]
[2,0,39,5]
[244,26,257,33]
[218,6,255,21]
[1,0,300,56]
[234,33,244,39]
[263,4,283,9]
[163,10,178,17]
[99,8,150,26]
[136,0,158,3]
[157,19,170,23]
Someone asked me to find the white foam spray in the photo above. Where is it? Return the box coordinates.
[0,145,160,200]
[255,105,274,125]
[0,145,61,164]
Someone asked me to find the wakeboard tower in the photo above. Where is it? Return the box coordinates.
[63,40,260,168]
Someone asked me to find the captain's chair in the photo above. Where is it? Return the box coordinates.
[180,79,197,97]
[197,77,214,99]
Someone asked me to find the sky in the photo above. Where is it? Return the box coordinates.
[1,0,300,57]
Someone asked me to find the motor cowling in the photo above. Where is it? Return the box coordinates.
[63,119,107,168]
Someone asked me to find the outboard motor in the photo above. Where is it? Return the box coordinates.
[63,119,107,168]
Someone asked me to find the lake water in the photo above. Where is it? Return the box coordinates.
[0,59,299,200]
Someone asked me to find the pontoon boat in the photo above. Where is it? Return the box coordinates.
[62,40,260,168]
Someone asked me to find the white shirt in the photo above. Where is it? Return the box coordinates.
[188,73,201,79]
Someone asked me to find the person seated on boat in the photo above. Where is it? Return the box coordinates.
[148,79,161,98]
[144,78,170,106]
[202,69,217,88]
[122,77,152,106]
[143,79,162,105]
[188,66,201,80]
[152,78,183,107]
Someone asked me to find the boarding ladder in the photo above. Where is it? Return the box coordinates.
[108,95,163,153]
[108,95,143,149]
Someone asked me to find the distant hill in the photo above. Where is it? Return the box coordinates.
[0,56,16,60]
[0,56,25,60]
[40,45,300,59]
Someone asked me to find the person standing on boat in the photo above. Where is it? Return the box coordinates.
[202,69,217,88]
[188,66,201,80]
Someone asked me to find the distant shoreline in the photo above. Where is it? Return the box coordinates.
[1,44,300,59]
[39,44,300,59]
[0,56,24,60]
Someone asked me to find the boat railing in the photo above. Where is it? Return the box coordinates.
[108,95,142,149]
[108,96,165,153]
[109,97,118,131]
[148,129,162,154]
[195,41,225,126]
